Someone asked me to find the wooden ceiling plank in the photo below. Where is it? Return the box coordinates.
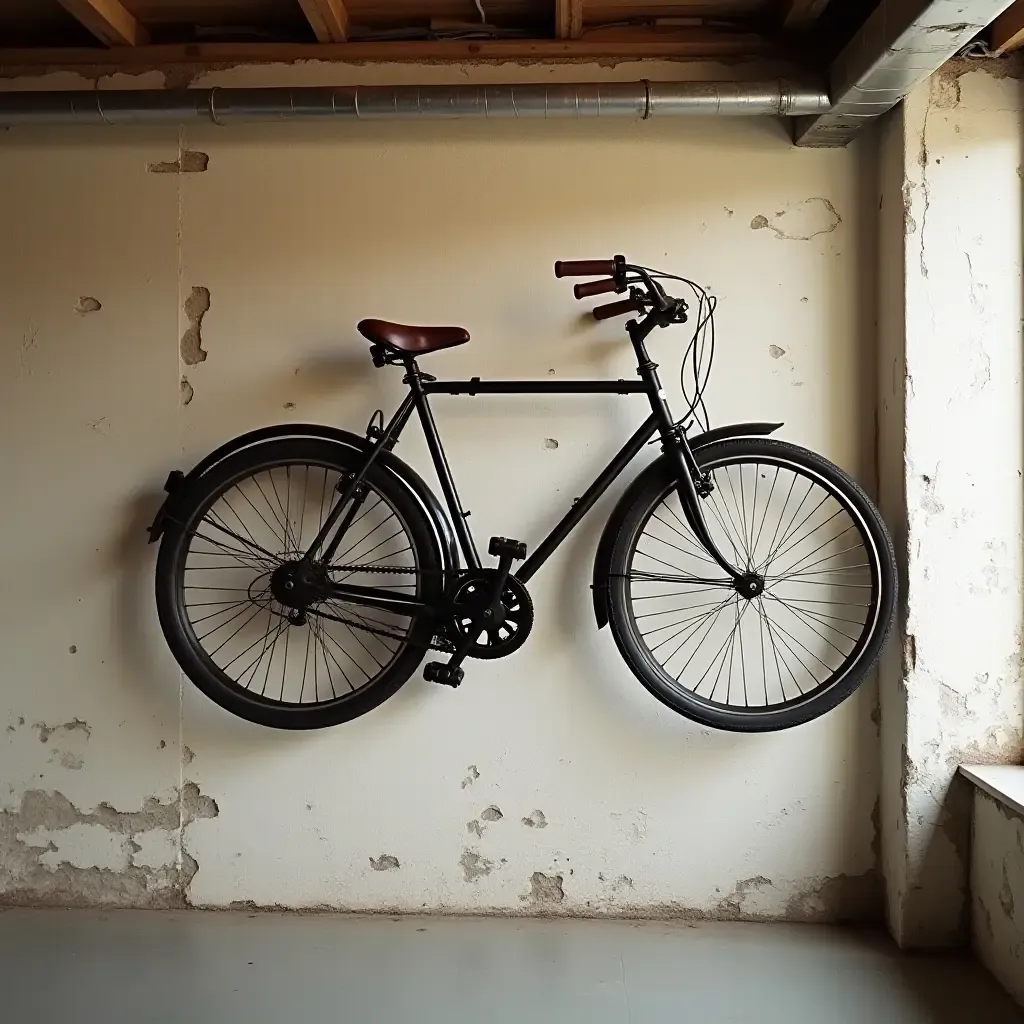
[297,0,349,43]
[56,0,149,47]
[555,0,584,40]
[992,1,1024,54]
[780,0,830,30]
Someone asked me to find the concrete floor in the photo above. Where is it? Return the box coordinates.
[0,910,1020,1023]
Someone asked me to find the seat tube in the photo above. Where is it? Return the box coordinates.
[406,361,481,569]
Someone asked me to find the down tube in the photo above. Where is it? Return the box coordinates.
[516,414,659,584]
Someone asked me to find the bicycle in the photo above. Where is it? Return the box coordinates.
[148,256,896,733]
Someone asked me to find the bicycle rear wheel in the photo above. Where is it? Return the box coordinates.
[606,438,896,732]
[155,438,443,729]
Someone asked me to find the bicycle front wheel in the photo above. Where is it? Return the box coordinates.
[606,438,896,732]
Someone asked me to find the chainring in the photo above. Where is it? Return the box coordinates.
[443,571,534,660]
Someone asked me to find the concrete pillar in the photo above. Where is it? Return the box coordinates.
[877,63,1024,948]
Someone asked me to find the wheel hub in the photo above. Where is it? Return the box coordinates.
[734,572,765,601]
[270,560,328,608]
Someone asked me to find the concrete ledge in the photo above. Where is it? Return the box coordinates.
[959,765,1024,819]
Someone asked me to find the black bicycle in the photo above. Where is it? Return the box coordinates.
[149,257,896,733]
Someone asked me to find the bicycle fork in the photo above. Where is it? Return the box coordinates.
[629,319,748,589]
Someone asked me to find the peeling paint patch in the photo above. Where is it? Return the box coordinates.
[459,849,493,882]
[480,805,502,822]
[716,875,773,915]
[0,784,218,908]
[528,871,564,906]
[180,377,194,406]
[751,198,841,241]
[182,745,195,766]
[466,820,483,838]
[148,151,209,174]
[999,864,1015,919]
[369,854,400,872]
[521,809,547,829]
[784,871,882,923]
[460,765,480,789]
[180,286,210,366]
[74,296,101,316]
[542,438,559,450]
[35,719,90,744]
[768,345,786,360]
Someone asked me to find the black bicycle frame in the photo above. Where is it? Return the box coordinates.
[305,310,743,611]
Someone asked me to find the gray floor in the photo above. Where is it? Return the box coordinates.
[0,910,1020,1023]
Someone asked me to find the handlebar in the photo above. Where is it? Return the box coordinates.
[592,297,645,321]
[574,278,620,299]
[554,259,618,278]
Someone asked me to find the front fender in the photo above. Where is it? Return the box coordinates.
[591,421,782,628]
[146,423,460,575]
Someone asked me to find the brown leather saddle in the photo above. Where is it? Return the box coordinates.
[358,319,470,356]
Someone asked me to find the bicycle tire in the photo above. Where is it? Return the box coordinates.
[155,438,443,729]
[606,437,896,732]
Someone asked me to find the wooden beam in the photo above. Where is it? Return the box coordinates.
[555,0,584,40]
[0,33,772,77]
[992,0,1024,54]
[780,0,831,30]
[297,0,349,43]
[56,0,149,47]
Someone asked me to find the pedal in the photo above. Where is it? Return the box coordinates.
[488,536,527,561]
[424,662,465,688]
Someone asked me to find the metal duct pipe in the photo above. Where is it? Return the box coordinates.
[0,81,830,128]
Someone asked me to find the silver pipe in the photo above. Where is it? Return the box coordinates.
[0,81,830,128]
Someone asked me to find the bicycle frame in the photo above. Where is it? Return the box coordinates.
[304,311,745,612]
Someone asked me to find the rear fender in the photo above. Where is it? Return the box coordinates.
[591,421,783,628]
[146,423,461,575]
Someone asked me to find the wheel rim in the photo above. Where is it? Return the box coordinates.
[624,453,882,717]
[174,459,420,707]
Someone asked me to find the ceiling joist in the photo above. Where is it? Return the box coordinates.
[55,0,149,47]
[992,0,1024,52]
[297,0,350,43]
[556,0,584,40]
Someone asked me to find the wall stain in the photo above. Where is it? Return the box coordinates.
[180,286,210,366]
[999,864,1015,920]
[369,854,400,872]
[74,296,101,316]
[0,783,218,908]
[148,151,209,174]
[460,849,493,882]
[528,872,564,906]
[521,809,547,829]
[480,805,502,822]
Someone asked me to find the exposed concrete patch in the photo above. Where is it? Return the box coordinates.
[180,286,210,366]
[369,854,400,872]
[521,809,547,828]
[148,151,209,174]
[35,719,90,744]
[0,784,218,908]
[74,296,101,316]
[528,872,564,906]
[460,765,479,789]
[180,377,194,406]
[768,345,786,359]
[750,198,841,241]
[459,849,493,883]
[480,805,502,822]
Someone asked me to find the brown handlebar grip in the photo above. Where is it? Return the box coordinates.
[574,278,620,299]
[554,259,617,278]
[592,298,643,321]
